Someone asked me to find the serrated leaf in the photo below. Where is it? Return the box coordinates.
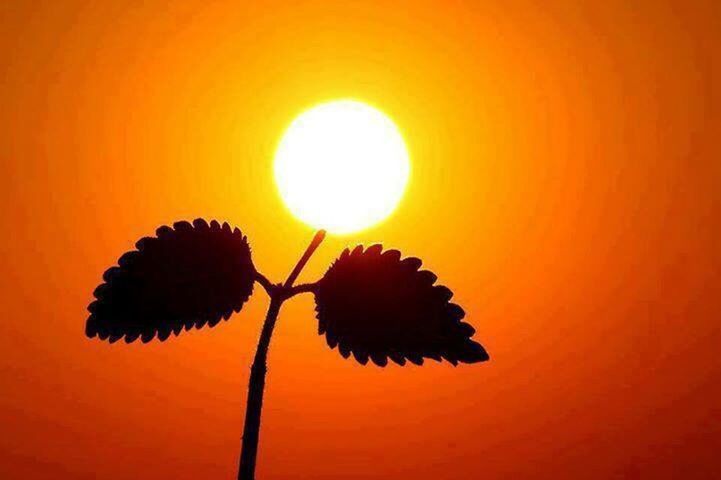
[86,218,255,343]
[314,244,489,366]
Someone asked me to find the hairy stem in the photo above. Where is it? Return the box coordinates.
[238,230,326,480]
[253,271,274,297]
[283,230,326,288]
[286,282,319,297]
[237,295,281,480]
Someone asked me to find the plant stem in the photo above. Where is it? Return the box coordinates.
[283,230,326,288]
[237,295,281,480]
[238,230,326,480]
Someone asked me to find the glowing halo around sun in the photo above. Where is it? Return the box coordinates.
[274,100,410,234]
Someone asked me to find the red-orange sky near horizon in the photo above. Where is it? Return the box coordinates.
[1,1,719,478]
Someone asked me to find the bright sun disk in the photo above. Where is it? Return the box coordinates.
[274,99,410,234]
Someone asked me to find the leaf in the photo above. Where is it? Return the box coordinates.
[86,219,255,343]
[314,245,489,366]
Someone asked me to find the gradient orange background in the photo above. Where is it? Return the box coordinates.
[1,1,719,478]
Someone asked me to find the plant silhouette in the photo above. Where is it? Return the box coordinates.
[86,218,489,480]
[87,220,254,342]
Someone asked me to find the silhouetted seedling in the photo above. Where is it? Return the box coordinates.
[87,219,488,479]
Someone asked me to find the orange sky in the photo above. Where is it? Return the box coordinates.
[1,1,719,478]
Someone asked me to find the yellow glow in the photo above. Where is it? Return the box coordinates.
[274,100,410,234]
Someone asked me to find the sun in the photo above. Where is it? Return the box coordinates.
[274,99,410,234]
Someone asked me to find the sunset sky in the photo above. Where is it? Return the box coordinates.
[1,1,719,478]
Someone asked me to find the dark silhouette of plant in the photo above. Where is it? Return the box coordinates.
[86,218,489,480]
[316,244,487,366]
[87,219,255,342]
